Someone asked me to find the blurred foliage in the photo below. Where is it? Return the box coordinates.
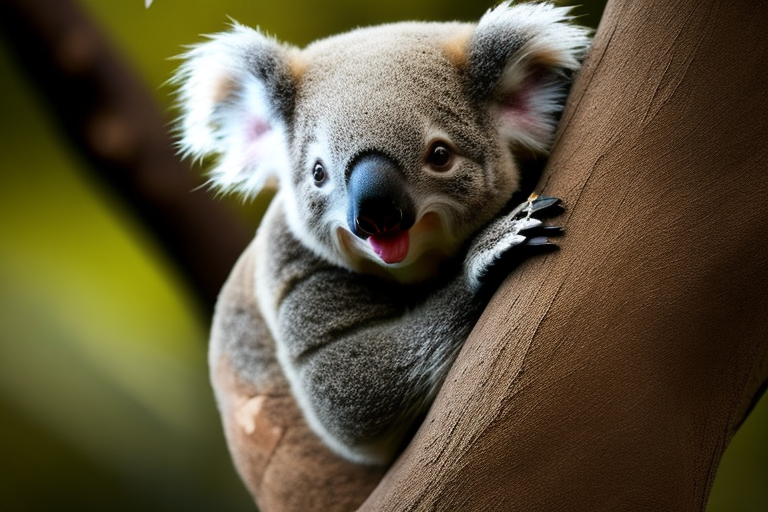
[0,0,764,510]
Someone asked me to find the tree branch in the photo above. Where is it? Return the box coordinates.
[0,0,252,313]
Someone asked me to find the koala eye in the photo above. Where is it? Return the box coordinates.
[426,142,453,170]
[312,161,327,185]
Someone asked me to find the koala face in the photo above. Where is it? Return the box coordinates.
[283,24,520,282]
[175,3,590,282]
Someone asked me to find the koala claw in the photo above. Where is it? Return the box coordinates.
[511,194,562,219]
[465,195,563,291]
[520,225,564,241]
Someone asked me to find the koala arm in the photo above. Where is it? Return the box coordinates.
[256,193,555,465]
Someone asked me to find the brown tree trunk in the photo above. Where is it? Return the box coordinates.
[359,0,768,509]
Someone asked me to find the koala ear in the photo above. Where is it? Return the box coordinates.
[468,2,591,153]
[173,24,298,196]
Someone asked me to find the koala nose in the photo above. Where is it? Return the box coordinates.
[347,153,416,239]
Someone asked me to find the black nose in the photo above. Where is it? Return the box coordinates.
[347,153,415,239]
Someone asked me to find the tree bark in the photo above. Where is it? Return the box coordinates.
[0,0,253,313]
[358,0,768,509]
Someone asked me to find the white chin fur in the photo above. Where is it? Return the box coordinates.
[335,212,460,282]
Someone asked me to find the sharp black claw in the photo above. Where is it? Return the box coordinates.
[523,237,557,247]
[520,225,564,238]
[510,195,564,220]
[529,196,561,213]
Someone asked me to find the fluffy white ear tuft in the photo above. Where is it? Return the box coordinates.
[470,2,591,153]
[172,24,297,197]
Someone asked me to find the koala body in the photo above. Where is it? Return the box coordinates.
[177,2,590,465]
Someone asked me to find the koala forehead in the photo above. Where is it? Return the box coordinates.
[290,22,488,168]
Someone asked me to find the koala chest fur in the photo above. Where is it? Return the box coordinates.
[176,2,590,465]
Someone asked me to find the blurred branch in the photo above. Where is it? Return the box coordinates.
[0,0,252,314]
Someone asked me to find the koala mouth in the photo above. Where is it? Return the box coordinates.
[336,211,457,282]
[368,230,410,264]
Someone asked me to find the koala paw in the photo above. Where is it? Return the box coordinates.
[465,195,563,292]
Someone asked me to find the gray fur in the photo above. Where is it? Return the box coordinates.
[176,2,590,465]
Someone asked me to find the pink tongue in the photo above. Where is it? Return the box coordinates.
[369,230,410,264]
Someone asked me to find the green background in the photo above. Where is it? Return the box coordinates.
[0,1,764,510]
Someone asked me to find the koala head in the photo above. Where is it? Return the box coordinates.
[175,2,590,283]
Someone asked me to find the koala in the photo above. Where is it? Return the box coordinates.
[175,2,590,466]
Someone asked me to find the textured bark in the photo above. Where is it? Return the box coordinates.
[0,0,252,312]
[358,0,768,509]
